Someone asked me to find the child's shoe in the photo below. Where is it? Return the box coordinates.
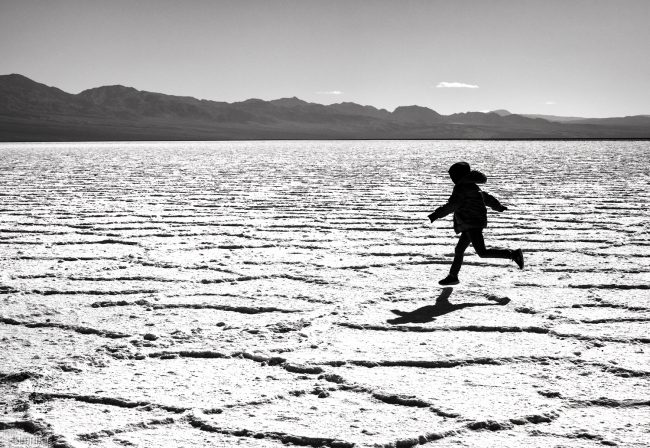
[438,275,459,285]
[512,249,524,269]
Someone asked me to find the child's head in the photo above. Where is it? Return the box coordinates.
[448,162,470,184]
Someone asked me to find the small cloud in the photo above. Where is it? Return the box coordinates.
[436,81,479,89]
[545,101,556,105]
[316,90,343,95]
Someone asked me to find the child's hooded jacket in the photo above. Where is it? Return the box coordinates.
[428,165,506,234]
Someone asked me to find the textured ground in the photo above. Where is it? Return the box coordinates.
[1,140,648,448]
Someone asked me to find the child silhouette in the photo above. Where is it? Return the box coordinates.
[428,162,524,285]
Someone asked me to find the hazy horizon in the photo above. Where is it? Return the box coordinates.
[2,0,649,117]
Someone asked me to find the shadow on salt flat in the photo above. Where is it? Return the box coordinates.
[387,287,509,324]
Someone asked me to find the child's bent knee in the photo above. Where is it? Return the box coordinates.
[474,248,488,257]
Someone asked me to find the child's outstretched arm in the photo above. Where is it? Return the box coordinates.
[428,198,455,222]
[481,191,507,212]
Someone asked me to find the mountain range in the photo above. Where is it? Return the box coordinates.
[1,74,649,141]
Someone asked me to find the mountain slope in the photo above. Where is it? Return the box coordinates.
[1,74,649,141]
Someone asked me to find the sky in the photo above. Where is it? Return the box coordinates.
[1,0,649,117]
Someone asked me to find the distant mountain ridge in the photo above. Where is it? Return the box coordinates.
[1,74,649,141]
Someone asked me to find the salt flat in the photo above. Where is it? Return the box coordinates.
[1,140,648,447]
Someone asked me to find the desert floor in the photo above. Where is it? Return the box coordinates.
[1,141,649,447]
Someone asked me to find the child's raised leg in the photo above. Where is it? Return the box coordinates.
[467,228,524,268]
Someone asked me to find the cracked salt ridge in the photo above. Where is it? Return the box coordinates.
[568,397,650,408]
[531,407,649,446]
[511,286,648,305]
[317,373,458,418]
[38,356,321,411]
[551,326,650,344]
[29,288,158,296]
[0,240,46,245]
[13,273,58,279]
[186,391,455,448]
[569,283,650,290]
[0,316,130,338]
[340,322,551,335]
[360,251,442,257]
[580,317,650,324]
[440,424,619,447]
[0,285,20,294]
[76,416,177,441]
[0,418,72,448]
[567,302,650,312]
[134,260,241,275]
[13,255,120,261]
[0,228,71,234]
[335,259,512,270]
[187,391,560,448]
[0,326,114,374]
[199,273,330,285]
[331,360,649,416]
[279,326,649,377]
[50,239,141,246]
[84,424,329,448]
[184,291,336,305]
[24,394,458,448]
[339,322,650,344]
[210,244,277,249]
[513,282,650,290]
[31,392,188,413]
[550,303,650,322]
[30,349,570,429]
[65,275,183,282]
[505,237,614,244]
[90,299,301,314]
[24,398,182,447]
[544,267,648,274]
[0,371,42,383]
[84,226,162,230]
[316,355,573,370]
[145,350,324,375]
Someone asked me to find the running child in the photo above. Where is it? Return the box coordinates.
[428,161,524,285]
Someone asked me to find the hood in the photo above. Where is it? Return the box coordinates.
[457,170,487,184]
[448,162,470,183]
